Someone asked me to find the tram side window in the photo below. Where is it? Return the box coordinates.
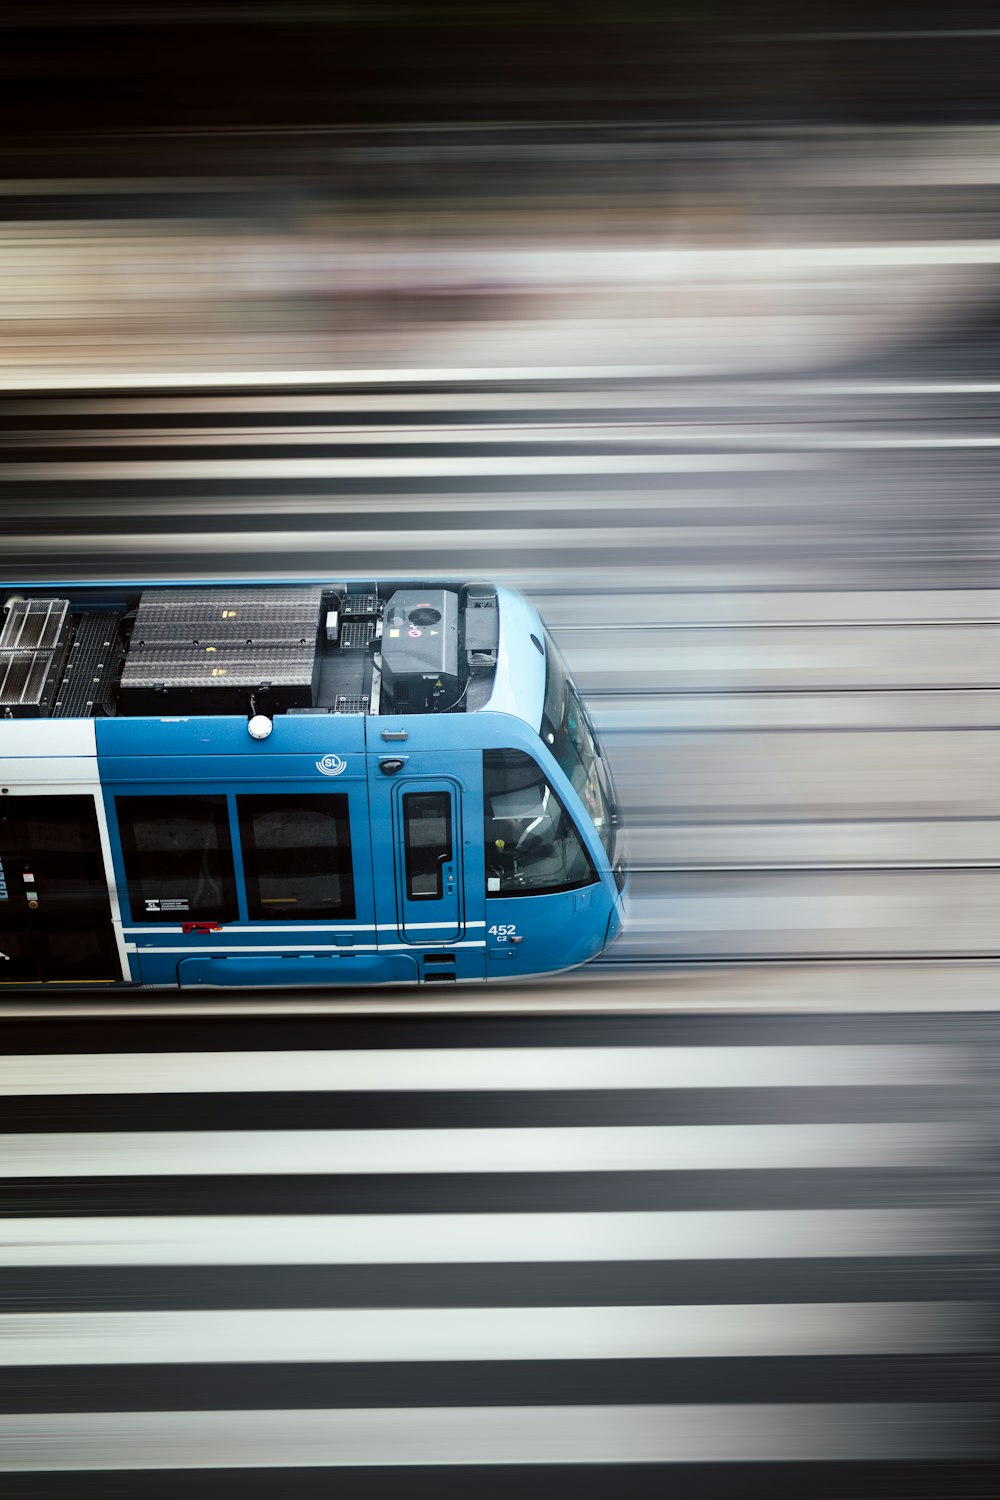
[403,791,452,900]
[116,795,238,923]
[484,749,597,897]
[237,793,355,921]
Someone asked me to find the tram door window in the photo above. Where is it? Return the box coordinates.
[237,793,355,921]
[394,783,462,942]
[0,794,119,981]
[368,775,466,947]
[402,791,452,901]
[116,794,238,924]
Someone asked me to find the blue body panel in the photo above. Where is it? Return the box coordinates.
[2,581,623,989]
[93,707,619,988]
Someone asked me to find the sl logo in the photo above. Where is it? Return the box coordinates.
[316,753,347,777]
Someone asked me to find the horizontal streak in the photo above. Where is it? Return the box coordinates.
[8,1461,1000,1500]
[0,1302,985,1368]
[0,1123,968,1178]
[3,980,999,1022]
[19,428,1000,457]
[5,1256,990,1315]
[16,380,1000,414]
[0,365,700,393]
[0,454,808,480]
[2,1401,994,1470]
[0,1045,961,1097]
[0,1166,967,1217]
[23,424,1000,451]
[0,1012,977,1052]
[17,350,1000,394]
[6,1353,997,1415]
[0,1208,976,1267]
[0,1084,961,1135]
[0,421,885,447]
[0,524,809,557]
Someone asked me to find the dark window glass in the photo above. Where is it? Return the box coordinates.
[116,794,237,923]
[237,793,355,921]
[2,795,108,905]
[484,749,597,898]
[0,795,119,980]
[403,791,452,900]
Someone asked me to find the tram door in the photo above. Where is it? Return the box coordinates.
[370,776,466,947]
[0,794,119,982]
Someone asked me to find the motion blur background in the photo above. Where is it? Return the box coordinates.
[1,3,999,1496]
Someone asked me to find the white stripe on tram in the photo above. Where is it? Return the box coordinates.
[0,1301,985,1368]
[124,941,487,953]
[0,1402,990,1471]
[122,923,486,934]
[0,1122,971,1179]
[0,1208,979,1268]
[0,1043,967,1096]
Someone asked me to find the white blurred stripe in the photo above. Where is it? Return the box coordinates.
[0,1044,962,1096]
[0,1122,971,1178]
[0,1208,977,1268]
[0,1301,985,1367]
[1,1402,992,1470]
[0,365,697,393]
[0,453,808,480]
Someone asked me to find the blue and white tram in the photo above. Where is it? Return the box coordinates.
[0,580,625,989]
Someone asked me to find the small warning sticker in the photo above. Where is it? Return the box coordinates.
[145,897,189,912]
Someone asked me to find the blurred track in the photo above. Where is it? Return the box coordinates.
[1,1007,998,1495]
[1,369,996,970]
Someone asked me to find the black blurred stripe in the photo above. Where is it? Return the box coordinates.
[0,1083,962,1133]
[0,1167,975,1216]
[0,1010,983,1054]
[9,1461,1000,1500]
[5,1256,995,1314]
[3,1354,998,1416]
[1,408,634,431]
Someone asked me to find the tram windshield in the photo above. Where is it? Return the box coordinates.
[540,631,623,878]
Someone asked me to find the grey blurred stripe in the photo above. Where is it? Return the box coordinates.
[0,1122,972,1178]
[0,1301,989,1368]
[1,1402,995,1470]
[0,1082,959,1135]
[4,1256,989,1314]
[0,1043,963,1096]
[0,1208,979,1268]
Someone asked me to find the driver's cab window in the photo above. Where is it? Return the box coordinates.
[484,749,596,897]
